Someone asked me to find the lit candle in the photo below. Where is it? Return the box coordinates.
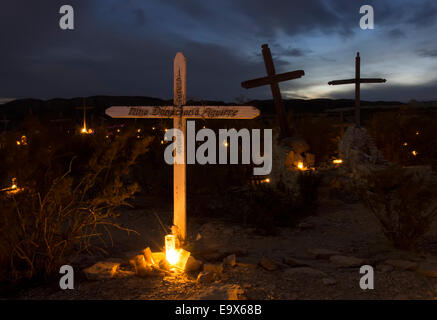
[165,234,179,265]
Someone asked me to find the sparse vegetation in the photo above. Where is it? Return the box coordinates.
[357,165,437,250]
[0,120,152,283]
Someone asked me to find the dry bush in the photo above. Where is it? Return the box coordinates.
[0,122,152,282]
[357,165,437,250]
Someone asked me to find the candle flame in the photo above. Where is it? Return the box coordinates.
[165,234,179,265]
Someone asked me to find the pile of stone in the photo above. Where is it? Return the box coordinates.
[269,133,315,191]
[83,247,192,280]
[82,242,239,283]
[339,126,387,181]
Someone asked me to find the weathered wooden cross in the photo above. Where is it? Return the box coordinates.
[241,44,305,139]
[106,52,260,241]
[328,52,387,128]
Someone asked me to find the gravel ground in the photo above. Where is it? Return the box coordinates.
[15,194,437,300]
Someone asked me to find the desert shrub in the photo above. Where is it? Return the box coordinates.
[294,115,340,164]
[0,121,152,282]
[357,165,437,250]
[368,108,437,167]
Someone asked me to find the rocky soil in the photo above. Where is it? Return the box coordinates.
[15,193,437,300]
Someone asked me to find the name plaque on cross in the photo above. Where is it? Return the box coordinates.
[105,106,260,119]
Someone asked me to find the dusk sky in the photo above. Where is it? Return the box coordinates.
[1,0,437,103]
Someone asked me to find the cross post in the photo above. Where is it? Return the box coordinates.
[106,53,260,242]
[241,44,305,139]
[328,52,387,127]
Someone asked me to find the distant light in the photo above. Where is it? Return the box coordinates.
[152,127,156,130]
[164,128,168,132]
[333,159,343,164]
[403,142,408,146]
[297,161,304,170]
[81,127,93,134]
[412,150,418,156]
[137,129,141,133]
[161,140,164,144]
[223,141,229,147]
[20,136,28,145]
[117,129,121,133]
[416,131,420,135]
[16,141,21,146]
[264,178,270,183]
[1,177,23,195]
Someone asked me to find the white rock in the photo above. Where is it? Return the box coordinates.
[83,261,120,280]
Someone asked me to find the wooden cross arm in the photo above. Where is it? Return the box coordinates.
[359,78,387,84]
[328,78,387,85]
[328,79,355,85]
[241,70,305,89]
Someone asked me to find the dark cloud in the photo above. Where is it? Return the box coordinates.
[417,48,437,58]
[406,1,437,28]
[387,28,407,39]
[0,0,436,102]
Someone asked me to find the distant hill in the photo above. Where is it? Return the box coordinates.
[0,95,408,123]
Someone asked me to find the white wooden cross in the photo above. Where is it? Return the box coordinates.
[106,52,260,241]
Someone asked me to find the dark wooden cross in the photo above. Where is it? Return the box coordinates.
[241,44,305,138]
[328,52,386,128]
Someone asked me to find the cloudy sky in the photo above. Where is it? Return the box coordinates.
[1,0,437,103]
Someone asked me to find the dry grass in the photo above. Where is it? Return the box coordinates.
[357,166,437,250]
[0,122,152,282]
